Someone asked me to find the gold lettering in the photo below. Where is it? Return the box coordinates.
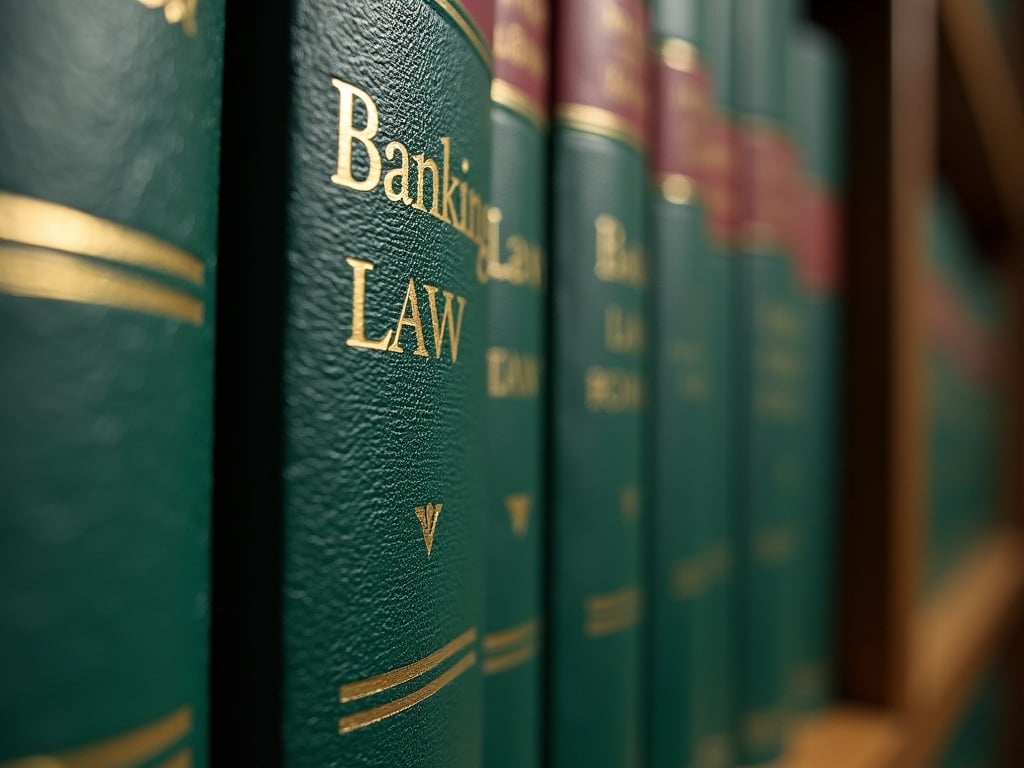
[487,347,541,398]
[383,141,413,204]
[585,366,644,412]
[331,78,381,192]
[595,214,646,287]
[412,154,441,217]
[604,303,645,353]
[423,285,467,363]
[346,258,393,350]
[388,279,429,357]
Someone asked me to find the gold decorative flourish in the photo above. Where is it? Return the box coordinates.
[0,192,204,285]
[415,502,443,556]
[503,494,532,537]
[492,79,547,128]
[137,0,199,36]
[555,104,647,153]
[339,628,477,703]
[339,651,477,733]
[0,245,203,325]
[0,707,193,768]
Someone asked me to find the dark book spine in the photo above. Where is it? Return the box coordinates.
[483,1,549,767]
[648,2,712,767]
[0,1,224,765]
[733,0,801,763]
[788,24,844,713]
[548,1,650,766]
[216,1,495,765]
[698,0,740,765]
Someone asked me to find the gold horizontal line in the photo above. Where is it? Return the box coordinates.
[340,627,477,703]
[585,586,640,613]
[656,37,699,72]
[585,611,640,637]
[483,618,539,653]
[483,640,539,675]
[555,104,646,153]
[339,650,477,733]
[0,245,203,325]
[0,706,192,768]
[154,747,193,768]
[433,0,492,69]
[0,191,204,285]
[492,79,548,128]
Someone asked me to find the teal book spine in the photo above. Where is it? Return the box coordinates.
[648,1,713,767]
[214,1,494,766]
[483,1,549,767]
[734,0,802,763]
[0,1,224,765]
[548,1,650,766]
[788,24,844,714]
[698,1,741,764]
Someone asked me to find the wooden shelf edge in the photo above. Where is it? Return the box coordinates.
[781,528,1024,768]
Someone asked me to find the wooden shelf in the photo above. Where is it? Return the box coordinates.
[780,529,1024,768]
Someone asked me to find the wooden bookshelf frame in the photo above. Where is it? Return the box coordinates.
[786,1,1024,766]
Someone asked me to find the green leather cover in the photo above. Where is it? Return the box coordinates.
[549,1,649,765]
[788,25,844,714]
[483,2,549,767]
[734,0,801,763]
[648,3,709,767]
[0,1,224,765]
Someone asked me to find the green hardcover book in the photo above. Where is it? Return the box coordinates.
[788,24,844,714]
[0,1,224,765]
[698,1,741,764]
[483,1,549,766]
[733,0,802,763]
[648,1,714,766]
[214,1,493,766]
[548,1,649,766]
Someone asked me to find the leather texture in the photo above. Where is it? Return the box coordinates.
[279,2,490,766]
[0,0,224,764]
[483,78,548,768]
[734,0,802,764]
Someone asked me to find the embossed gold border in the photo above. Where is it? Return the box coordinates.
[0,706,193,768]
[0,245,203,325]
[433,0,492,69]
[0,192,204,285]
[339,651,477,733]
[555,104,646,153]
[656,37,699,72]
[492,80,548,128]
[340,627,477,703]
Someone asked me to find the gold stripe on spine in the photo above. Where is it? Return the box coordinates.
[0,706,193,768]
[655,173,697,205]
[657,37,698,72]
[483,640,539,675]
[339,627,477,703]
[154,748,194,768]
[555,104,646,153]
[0,246,203,325]
[482,618,539,652]
[492,80,548,128]
[584,586,641,637]
[339,651,478,733]
[0,192,204,286]
[433,0,492,69]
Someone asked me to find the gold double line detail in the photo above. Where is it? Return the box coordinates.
[584,586,642,637]
[0,706,193,768]
[483,618,540,675]
[0,191,204,325]
[339,627,478,733]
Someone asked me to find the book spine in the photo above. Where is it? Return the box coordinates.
[548,1,650,766]
[734,0,801,763]
[0,1,224,765]
[275,2,493,764]
[789,25,844,713]
[699,1,741,765]
[648,2,711,767]
[483,1,550,767]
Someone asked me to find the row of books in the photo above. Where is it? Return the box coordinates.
[0,0,1008,766]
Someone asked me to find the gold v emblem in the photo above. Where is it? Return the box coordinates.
[415,503,443,556]
[504,494,532,537]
